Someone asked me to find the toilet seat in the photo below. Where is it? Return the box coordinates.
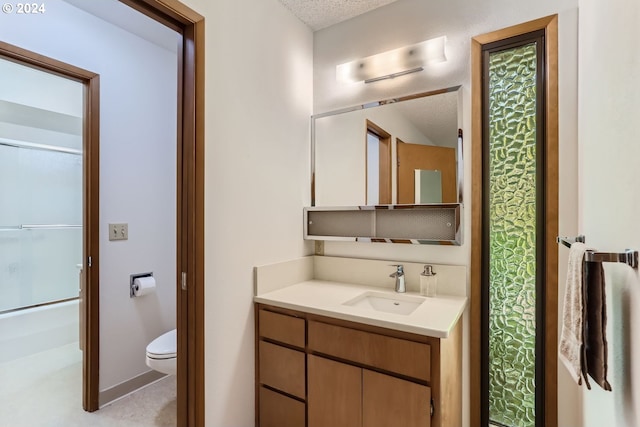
[147,351,176,360]
[146,329,177,375]
[146,329,176,358]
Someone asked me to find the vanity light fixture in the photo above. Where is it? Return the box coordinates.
[336,36,447,84]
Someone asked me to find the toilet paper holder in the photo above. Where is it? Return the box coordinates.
[130,272,153,298]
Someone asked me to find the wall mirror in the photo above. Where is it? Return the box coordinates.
[312,85,462,207]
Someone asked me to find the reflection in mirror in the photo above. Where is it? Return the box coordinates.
[396,138,456,203]
[366,120,391,204]
[415,170,442,203]
[312,86,461,207]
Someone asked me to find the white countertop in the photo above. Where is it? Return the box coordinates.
[254,280,467,338]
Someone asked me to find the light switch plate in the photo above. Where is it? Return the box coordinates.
[109,223,128,241]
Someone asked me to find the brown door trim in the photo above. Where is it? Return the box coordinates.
[117,1,205,425]
[0,41,101,411]
[470,15,558,427]
[365,120,392,204]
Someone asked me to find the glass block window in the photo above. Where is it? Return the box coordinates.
[487,42,538,427]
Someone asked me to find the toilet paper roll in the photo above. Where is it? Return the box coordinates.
[133,276,156,297]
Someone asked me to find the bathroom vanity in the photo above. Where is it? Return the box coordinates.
[253,257,467,427]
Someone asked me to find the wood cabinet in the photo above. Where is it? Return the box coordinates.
[308,354,431,427]
[255,304,462,427]
[363,369,431,427]
[308,355,362,427]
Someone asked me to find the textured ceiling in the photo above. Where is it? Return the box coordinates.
[278,0,401,31]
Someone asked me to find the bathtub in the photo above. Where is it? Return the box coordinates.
[0,299,79,363]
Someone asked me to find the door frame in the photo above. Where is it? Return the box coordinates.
[0,40,101,412]
[116,1,205,425]
[365,120,392,204]
[470,15,559,427]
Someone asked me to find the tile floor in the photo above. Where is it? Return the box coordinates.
[0,343,176,427]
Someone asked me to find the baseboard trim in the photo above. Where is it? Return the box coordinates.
[99,370,167,407]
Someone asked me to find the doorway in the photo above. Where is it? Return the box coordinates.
[0,0,205,424]
[470,15,559,427]
[0,50,89,422]
[115,2,205,425]
[365,120,391,204]
[0,39,100,421]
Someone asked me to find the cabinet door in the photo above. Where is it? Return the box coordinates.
[363,369,431,427]
[308,355,362,427]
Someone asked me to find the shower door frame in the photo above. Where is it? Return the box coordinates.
[470,15,559,427]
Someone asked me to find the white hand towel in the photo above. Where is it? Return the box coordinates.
[559,242,588,385]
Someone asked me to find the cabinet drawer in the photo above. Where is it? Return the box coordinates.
[259,309,305,348]
[259,386,305,427]
[308,320,430,381]
[259,341,306,398]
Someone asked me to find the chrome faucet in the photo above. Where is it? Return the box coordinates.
[389,264,406,293]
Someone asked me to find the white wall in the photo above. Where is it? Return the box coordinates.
[179,0,313,425]
[579,0,640,425]
[314,0,579,426]
[0,0,178,392]
[0,58,83,117]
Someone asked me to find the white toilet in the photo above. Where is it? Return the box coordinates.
[146,329,177,375]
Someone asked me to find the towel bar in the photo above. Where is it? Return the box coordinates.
[557,235,638,269]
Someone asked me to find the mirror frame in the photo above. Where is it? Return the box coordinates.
[311,85,463,207]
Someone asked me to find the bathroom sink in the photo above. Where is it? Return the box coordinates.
[342,291,425,315]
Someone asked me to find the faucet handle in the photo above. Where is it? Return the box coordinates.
[389,264,404,274]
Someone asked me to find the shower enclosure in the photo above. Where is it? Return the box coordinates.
[0,56,83,361]
[0,140,82,313]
